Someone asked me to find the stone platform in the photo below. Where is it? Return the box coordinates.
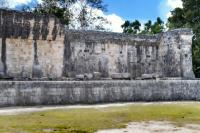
[0,80,199,107]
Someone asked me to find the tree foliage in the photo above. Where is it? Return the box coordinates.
[34,0,71,24]
[140,20,152,34]
[121,20,141,34]
[167,8,186,29]
[150,17,164,34]
[0,0,8,8]
[122,17,164,35]
[34,0,107,30]
[167,0,200,77]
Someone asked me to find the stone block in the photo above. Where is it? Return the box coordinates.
[122,73,131,79]
[93,72,101,80]
[111,73,131,79]
[75,74,85,80]
[0,61,5,78]
[84,73,93,80]
[0,80,199,107]
[141,74,158,80]
[32,64,43,78]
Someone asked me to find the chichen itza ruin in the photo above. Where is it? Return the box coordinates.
[0,9,199,107]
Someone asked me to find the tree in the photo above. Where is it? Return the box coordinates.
[167,8,186,29]
[122,17,164,35]
[142,20,152,34]
[131,20,141,34]
[34,0,107,30]
[34,0,72,25]
[121,21,132,33]
[121,20,141,34]
[69,0,108,30]
[78,4,88,29]
[167,0,200,77]
[151,17,164,34]
[0,0,8,8]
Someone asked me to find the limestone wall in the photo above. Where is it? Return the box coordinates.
[0,9,195,80]
[64,31,160,79]
[0,80,199,106]
[0,9,65,79]
[64,29,195,79]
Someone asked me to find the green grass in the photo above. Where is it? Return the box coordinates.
[1,102,200,133]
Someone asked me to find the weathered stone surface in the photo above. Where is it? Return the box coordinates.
[0,80,198,106]
[0,62,4,77]
[93,72,101,80]
[111,73,131,79]
[75,74,85,80]
[32,64,43,78]
[84,73,93,80]
[64,29,194,80]
[0,9,64,79]
[141,74,158,80]
[0,9,195,80]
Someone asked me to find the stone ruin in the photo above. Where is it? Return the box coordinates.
[0,9,195,80]
[0,9,199,106]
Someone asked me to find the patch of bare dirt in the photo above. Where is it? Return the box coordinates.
[96,121,200,133]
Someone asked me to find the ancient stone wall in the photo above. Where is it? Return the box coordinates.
[0,9,65,79]
[64,31,160,79]
[64,29,194,79]
[0,9,195,80]
[0,80,199,106]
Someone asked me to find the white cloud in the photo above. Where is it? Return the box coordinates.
[7,0,32,8]
[69,1,124,33]
[166,0,183,19]
[5,0,41,8]
[159,0,183,21]
[166,12,172,18]
[37,0,42,3]
[105,14,124,33]
[5,0,125,33]
[88,8,125,32]
[167,0,183,9]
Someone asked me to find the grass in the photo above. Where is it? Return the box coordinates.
[0,102,200,133]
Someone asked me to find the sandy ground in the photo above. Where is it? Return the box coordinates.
[96,121,200,133]
[0,102,137,115]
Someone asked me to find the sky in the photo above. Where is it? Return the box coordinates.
[103,0,183,32]
[5,0,183,33]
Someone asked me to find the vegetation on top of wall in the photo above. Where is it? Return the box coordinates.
[121,17,164,35]
[1,0,199,78]
[122,0,200,78]
[32,0,108,31]
[1,0,108,31]
[167,0,200,78]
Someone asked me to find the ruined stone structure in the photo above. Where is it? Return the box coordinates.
[0,9,198,107]
[0,80,200,106]
[0,9,195,80]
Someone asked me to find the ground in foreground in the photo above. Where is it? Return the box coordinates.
[0,102,200,133]
[96,121,200,133]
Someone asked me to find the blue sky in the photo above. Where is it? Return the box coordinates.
[103,0,182,32]
[6,0,183,32]
[104,0,162,21]
[104,0,183,21]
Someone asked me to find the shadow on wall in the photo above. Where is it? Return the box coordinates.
[0,9,195,80]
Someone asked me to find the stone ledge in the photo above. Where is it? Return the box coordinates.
[0,80,199,107]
